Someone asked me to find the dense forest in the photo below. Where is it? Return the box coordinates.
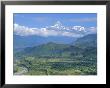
[14,34,97,75]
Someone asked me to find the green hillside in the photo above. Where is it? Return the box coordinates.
[14,34,97,75]
[74,34,97,49]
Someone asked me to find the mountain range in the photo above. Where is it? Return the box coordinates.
[14,21,96,49]
[14,34,97,60]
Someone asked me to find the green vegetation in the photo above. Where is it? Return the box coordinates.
[14,57,97,75]
[14,34,97,75]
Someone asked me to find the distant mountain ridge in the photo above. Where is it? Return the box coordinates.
[14,21,96,49]
[14,35,76,49]
[14,34,97,60]
[74,34,97,48]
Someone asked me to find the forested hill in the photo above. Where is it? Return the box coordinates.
[14,34,97,60]
[14,34,97,75]
[74,34,97,48]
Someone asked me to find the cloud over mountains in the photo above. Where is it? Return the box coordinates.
[14,21,96,37]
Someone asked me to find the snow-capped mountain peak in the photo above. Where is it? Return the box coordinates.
[48,21,86,32]
[54,21,62,27]
[50,21,66,30]
[72,26,86,32]
[14,21,96,37]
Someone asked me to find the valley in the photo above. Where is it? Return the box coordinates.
[14,34,97,75]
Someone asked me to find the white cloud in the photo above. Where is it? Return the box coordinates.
[34,17,48,22]
[69,17,97,22]
[62,32,82,37]
[90,27,97,32]
[14,24,38,36]
[85,27,97,34]
[14,23,96,37]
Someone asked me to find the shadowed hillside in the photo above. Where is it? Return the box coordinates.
[14,34,97,75]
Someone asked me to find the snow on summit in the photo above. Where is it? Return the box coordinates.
[14,21,96,37]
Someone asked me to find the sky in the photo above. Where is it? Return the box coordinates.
[14,13,97,37]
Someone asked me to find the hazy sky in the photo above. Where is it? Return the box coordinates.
[14,13,97,27]
[13,13,97,37]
